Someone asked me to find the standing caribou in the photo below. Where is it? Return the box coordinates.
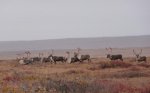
[76,48,91,62]
[133,49,147,62]
[65,48,91,63]
[41,50,55,63]
[106,48,123,61]
[48,54,66,64]
[65,51,80,63]
[31,53,43,62]
[47,50,67,64]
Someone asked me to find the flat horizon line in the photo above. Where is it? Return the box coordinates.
[0,34,150,42]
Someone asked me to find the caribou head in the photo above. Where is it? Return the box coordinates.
[106,54,111,59]
[133,49,142,58]
[105,47,112,58]
[25,51,31,59]
[76,48,91,62]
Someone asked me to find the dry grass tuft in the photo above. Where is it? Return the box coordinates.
[64,69,85,75]
[137,63,150,68]
[118,71,149,78]
[94,61,132,69]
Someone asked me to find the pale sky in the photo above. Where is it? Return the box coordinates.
[0,0,150,41]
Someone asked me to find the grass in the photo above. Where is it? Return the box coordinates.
[0,57,149,93]
[87,61,132,71]
[137,63,150,68]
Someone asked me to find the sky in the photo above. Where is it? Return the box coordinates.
[0,0,150,41]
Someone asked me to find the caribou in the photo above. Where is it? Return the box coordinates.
[31,57,41,62]
[42,57,51,63]
[48,50,67,64]
[71,52,81,63]
[76,48,91,62]
[65,49,91,64]
[18,51,33,65]
[19,58,32,65]
[65,51,80,63]
[48,54,66,64]
[107,54,123,61]
[133,49,147,62]
[80,55,91,62]
[28,53,44,63]
[106,48,123,61]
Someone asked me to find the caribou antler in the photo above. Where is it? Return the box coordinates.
[77,48,81,53]
[25,51,31,58]
[51,49,54,55]
[139,49,142,55]
[105,47,112,53]
[39,53,44,57]
[133,49,137,55]
[109,47,112,53]
[133,49,142,56]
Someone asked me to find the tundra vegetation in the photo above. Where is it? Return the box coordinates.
[0,56,150,93]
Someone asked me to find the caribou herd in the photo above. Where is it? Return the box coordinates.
[17,48,147,65]
[18,48,91,65]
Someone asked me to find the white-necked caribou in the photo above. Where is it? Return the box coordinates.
[65,51,80,63]
[133,49,147,62]
[48,54,66,64]
[76,48,91,62]
[106,48,123,61]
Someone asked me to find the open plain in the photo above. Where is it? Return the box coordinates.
[0,48,150,93]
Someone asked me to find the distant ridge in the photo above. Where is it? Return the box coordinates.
[0,35,149,52]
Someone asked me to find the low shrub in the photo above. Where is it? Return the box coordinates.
[112,70,149,78]
[64,69,85,75]
[99,61,132,69]
[137,63,150,68]
[87,66,99,71]
[37,79,150,93]
[110,61,132,68]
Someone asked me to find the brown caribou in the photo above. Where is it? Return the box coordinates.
[48,54,66,64]
[76,48,91,62]
[65,51,80,63]
[106,48,123,61]
[133,49,147,62]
